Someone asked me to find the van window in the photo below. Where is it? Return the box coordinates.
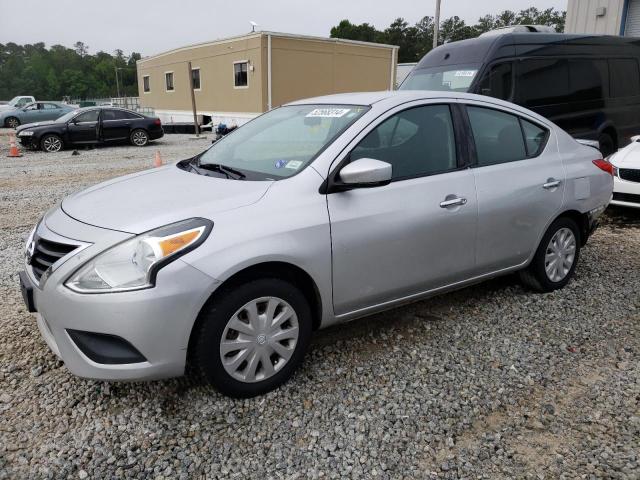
[477,62,513,100]
[351,105,457,179]
[569,60,608,102]
[517,59,569,107]
[400,64,480,92]
[467,106,527,166]
[610,59,640,97]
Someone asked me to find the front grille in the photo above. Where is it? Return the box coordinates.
[612,192,640,204]
[30,236,79,282]
[619,168,640,183]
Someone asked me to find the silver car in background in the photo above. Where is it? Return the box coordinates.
[19,91,613,397]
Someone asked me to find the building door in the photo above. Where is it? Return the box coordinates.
[625,0,640,36]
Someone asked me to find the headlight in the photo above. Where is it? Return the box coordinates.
[65,218,212,293]
[18,130,34,136]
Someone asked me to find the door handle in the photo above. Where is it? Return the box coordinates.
[440,196,467,208]
[543,179,562,189]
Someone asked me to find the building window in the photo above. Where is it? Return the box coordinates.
[191,68,201,90]
[165,72,174,91]
[234,61,248,87]
[143,75,150,93]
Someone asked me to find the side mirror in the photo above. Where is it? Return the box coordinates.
[336,158,392,189]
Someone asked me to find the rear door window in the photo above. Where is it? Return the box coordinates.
[516,59,570,107]
[467,106,527,166]
[569,59,609,101]
[609,59,640,98]
[478,62,513,100]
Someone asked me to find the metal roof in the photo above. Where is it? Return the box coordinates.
[137,31,398,64]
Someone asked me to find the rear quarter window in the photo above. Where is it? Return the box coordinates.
[609,58,640,98]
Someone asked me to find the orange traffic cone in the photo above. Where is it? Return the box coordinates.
[153,150,162,168]
[7,132,22,158]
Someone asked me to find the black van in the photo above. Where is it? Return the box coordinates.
[400,32,640,156]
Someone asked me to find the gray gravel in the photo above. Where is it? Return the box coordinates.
[1,129,639,479]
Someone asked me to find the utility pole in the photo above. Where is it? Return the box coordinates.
[433,0,442,49]
[114,67,121,99]
[188,61,200,136]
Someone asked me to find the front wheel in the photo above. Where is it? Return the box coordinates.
[130,129,149,147]
[40,134,64,153]
[194,278,312,397]
[6,117,20,129]
[519,217,581,292]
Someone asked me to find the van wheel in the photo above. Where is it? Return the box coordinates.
[519,217,581,293]
[130,129,149,146]
[598,133,615,158]
[194,278,312,397]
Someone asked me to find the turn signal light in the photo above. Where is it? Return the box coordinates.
[592,159,614,176]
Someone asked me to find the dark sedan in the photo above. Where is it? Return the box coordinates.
[16,107,164,152]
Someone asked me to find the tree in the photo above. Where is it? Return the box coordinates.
[0,42,141,100]
[74,41,89,58]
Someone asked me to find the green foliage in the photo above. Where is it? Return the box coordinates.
[330,7,567,62]
[0,42,141,100]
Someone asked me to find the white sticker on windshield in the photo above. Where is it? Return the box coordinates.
[285,160,303,170]
[454,70,476,77]
[306,108,351,118]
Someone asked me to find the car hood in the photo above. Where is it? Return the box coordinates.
[16,121,56,132]
[610,141,640,168]
[61,164,273,234]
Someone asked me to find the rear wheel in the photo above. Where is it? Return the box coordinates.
[519,217,581,292]
[598,132,616,158]
[130,129,149,147]
[6,117,20,129]
[40,134,64,153]
[194,278,312,398]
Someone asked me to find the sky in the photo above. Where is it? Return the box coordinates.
[0,0,567,57]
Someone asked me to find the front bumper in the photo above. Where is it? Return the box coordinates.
[611,174,640,208]
[21,209,219,381]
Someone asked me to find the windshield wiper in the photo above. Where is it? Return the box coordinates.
[197,161,246,180]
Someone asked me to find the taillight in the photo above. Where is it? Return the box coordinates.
[592,159,614,176]
[154,118,161,126]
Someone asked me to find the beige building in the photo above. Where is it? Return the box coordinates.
[137,32,398,126]
[565,0,640,36]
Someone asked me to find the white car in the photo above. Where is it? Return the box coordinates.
[609,137,640,208]
[0,95,35,113]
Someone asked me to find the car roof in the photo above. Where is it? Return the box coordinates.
[287,90,507,107]
[287,90,554,127]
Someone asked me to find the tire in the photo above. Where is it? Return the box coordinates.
[130,129,149,147]
[598,132,616,158]
[194,278,312,398]
[519,217,581,293]
[5,117,20,129]
[40,134,64,153]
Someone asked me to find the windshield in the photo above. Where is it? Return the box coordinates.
[198,104,369,180]
[56,110,81,123]
[400,64,480,92]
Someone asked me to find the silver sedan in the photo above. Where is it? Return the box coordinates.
[19,91,613,397]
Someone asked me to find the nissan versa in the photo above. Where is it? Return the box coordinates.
[19,91,613,397]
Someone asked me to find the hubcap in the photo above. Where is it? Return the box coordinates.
[43,136,62,152]
[8,118,18,128]
[132,131,147,145]
[220,296,299,383]
[545,227,576,282]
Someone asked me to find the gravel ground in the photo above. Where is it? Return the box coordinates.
[0,129,639,479]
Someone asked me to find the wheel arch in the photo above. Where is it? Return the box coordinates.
[599,124,618,150]
[186,261,323,364]
[555,209,590,247]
